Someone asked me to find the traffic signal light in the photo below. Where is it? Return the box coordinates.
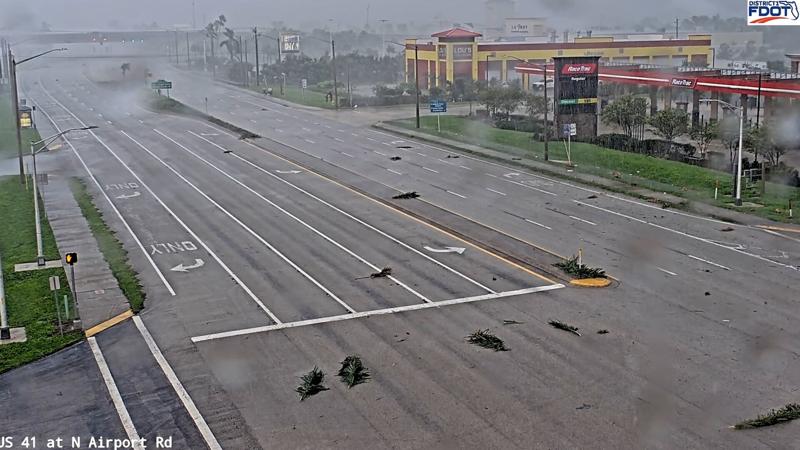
[65,253,78,265]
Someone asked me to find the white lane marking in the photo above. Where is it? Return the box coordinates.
[138,120,144,124]
[302,127,312,132]
[459,165,472,170]
[333,137,344,142]
[486,188,506,196]
[569,215,597,226]
[687,254,731,271]
[576,200,798,271]
[366,137,378,142]
[147,131,352,313]
[351,132,360,137]
[341,152,354,158]
[486,173,498,178]
[374,150,388,156]
[382,142,392,146]
[250,119,257,123]
[388,169,403,175]
[574,200,647,224]
[118,130,280,322]
[88,338,144,450]
[416,152,428,157]
[227,138,497,294]
[524,219,552,230]
[657,267,678,276]
[275,118,284,123]
[423,167,439,174]
[36,88,176,296]
[501,177,558,196]
[324,124,332,129]
[276,128,284,133]
[338,129,346,133]
[107,121,113,125]
[437,158,460,167]
[447,190,467,199]
[184,130,430,304]
[304,138,316,144]
[192,284,564,342]
[133,317,222,450]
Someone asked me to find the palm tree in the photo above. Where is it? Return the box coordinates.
[219,27,240,62]
[205,15,226,66]
[120,63,131,78]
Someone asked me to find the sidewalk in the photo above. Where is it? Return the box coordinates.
[374,122,777,227]
[38,150,130,331]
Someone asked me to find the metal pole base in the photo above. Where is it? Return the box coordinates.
[0,327,10,340]
[735,199,743,206]
[37,256,46,267]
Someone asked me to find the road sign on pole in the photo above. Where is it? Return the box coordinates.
[429,100,447,113]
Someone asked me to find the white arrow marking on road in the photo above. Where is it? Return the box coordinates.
[171,259,205,272]
[276,170,302,174]
[503,172,521,178]
[115,191,141,199]
[424,245,466,255]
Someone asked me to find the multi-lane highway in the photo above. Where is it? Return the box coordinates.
[11,60,800,449]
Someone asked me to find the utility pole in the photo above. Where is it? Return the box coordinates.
[0,252,9,340]
[543,60,549,161]
[175,30,179,64]
[186,32,190,67]
[253,27,260,86]
[415,44,420,128]
[9,52,23,184]
[675,18,679,39]
[277,36,282,64]
[755,72,762,129]
[332,39,339,110]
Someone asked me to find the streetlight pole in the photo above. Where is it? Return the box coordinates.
[702,98,743,205]
[332,39,339,110]
[29,126,97,266]
[8,47,67,184]
[253,27,260,86]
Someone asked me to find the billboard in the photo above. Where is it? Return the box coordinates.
[553,56,600,140]
[281,34,300,53]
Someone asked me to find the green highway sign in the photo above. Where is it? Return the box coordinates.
[151,79,173,90]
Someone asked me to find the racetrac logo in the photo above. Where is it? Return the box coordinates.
[670,78,696,88]
[748,0,800,25]
[561,63,597,75]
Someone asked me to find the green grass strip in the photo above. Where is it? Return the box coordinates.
[68,178,146,312]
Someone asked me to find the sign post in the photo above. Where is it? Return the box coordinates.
[561,123,577,166]
[150,79,173,97]
[301,78,307,100]
[429,100,447,133]
[49,275,62,335]
[64,252,80,327]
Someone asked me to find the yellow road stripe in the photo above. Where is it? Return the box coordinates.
[85,309,134,337]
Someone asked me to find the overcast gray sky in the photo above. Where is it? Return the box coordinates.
[2,0,738,31]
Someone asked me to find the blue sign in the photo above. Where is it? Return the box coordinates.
[430,100,447,113]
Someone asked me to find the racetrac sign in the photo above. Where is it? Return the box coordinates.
[748,0,800,25]
[670,78,697,88]
[561,63,597,75]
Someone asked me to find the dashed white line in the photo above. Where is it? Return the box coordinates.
[387,169,403,175]
[341,152,354,157]
[416,152,428,157]
[304,138,316,144]
[447,190,467,199]
[366,137,378,142]
[459,165,472,170]
[374,150,388,156]
[687,254,731,271]
[333,137,344,142]
[657,267,678,276]
[486,188,507,196]
[351,132,360,137]
[486,173,498,178]
[569,215,597,226]
[423,167,439,174]
[524,218,552,230]
[88,338,144,450]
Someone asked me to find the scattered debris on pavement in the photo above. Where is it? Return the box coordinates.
[223,149,232,154]
[597,329,609,334]
[576,403,593,410]
[446,154,460,158]
[734,403,800,429]
[357,267,393,280]
[338,356,371,388]
[296,366,329,401]
[720,227,735,232]
[587,195,598,199]
[396,145,412,149]
[554,255,606,279]
[390,156,402,161]
[238,131,259,140]
[466,329,509,351]
[392,191,420,199]
[549,320,581,336]
[502,320,524,326]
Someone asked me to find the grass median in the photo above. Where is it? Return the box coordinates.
[248,84,333,109]
[391,115,800,223]
[0,176,81,374]
[69,178,145,313]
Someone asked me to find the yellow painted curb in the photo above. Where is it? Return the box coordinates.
[570,278,612,288]
[85,310,134,337]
